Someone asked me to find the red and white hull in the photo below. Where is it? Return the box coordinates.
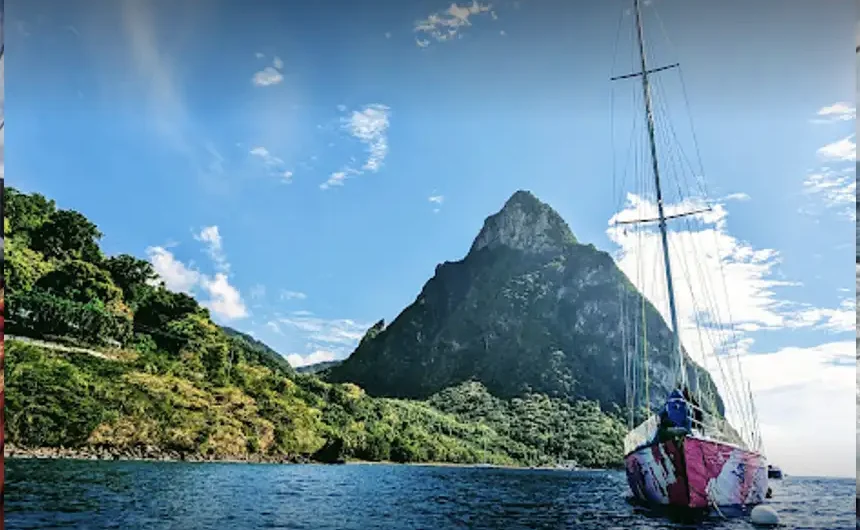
[624,436,768,510]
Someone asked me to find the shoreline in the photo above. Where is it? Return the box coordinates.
[3,445,598,471]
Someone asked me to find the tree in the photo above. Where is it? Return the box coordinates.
[4,187,56,243]
[104,254,157,308]
[4,239,54,293]
[135,288,205,330]
[35,259,123,305]
[32,209,103,263]
[164,313,230,384]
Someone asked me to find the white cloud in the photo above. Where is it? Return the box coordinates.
[813,102,856,123]
[722,192,750,202]
[320,171,347,190]
[281,290,308,301]
[249,146,292,181]
[252,66,283,87]
[414,1,493,44]
[428,194,445,204]
[286,349,338,368]
[146,246,200,294]
[249,146,282,165]
[200,273,248,320]
[607,193,854,469]
[337,104,347,112]
[785,298,855,333]
[145,234,248,321]
[342,104,391,173]
[416,38,430,48]
[255,52,265,59]
[740,341,855,478]
[278,315,369,349]
[194,225,229,273]
[801,167,856,221]
[252,55,285,87]
[384,32,392,39]
[817,134,856,162]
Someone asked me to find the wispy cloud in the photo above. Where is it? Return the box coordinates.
[802,167,856,221]
[194,225,229,273]
[812,102,856,123]
[249,284,267,300]
[286,349,339,368]
[280,290,308,301]
[721,192,750,202]
[817,134,856,162]
[249,146,293,182]
[252,55,285,87]
[250,146,283,166]
[320,171,348,190]
[429,194,445,213]
[342,104,391,172]
[276,315,371,365]
[119,0,225,192]
[414,1,494,45]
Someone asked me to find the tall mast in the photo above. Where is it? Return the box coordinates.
[632,0,687,388]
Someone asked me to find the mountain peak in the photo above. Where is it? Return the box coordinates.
[469,190,577,255]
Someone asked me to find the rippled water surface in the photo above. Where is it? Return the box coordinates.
[5,459,855,529]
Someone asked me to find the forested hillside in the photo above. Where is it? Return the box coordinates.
[3,187,626,468]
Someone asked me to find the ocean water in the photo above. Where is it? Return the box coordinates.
[5,459,855,529]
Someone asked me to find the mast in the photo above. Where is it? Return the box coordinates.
[632,0,687,388]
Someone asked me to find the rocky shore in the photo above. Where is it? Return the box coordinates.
[3,444,311,464]
[4,445,593,471]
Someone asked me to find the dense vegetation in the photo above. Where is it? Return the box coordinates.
[3,187,627,468]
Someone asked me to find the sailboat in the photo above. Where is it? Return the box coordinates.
[614,0,769,513]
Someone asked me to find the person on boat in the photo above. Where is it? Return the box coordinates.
[654,389,692,441]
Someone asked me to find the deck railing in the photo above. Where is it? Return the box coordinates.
[623,396,752,455]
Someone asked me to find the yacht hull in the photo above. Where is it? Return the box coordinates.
[624,436,768,510]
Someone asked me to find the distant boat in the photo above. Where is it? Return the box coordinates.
[615,0,768,513]
[767,465,783,480]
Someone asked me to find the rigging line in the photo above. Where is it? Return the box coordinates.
[670,214,749,441]
[683,236,753,436]
[666,233,750,445]
[648,97,747,422]
[616,80,641,216]
[651,73,707,209]
[651,6,711,199]
[676,209,756,437]
[609,0,628,211]
[649,68,700,210]
[673,211,749,430]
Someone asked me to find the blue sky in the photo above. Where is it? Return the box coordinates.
[7,0,856,476]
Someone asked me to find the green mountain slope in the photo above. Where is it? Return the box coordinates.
[328,191,724,416]
[3,186,626,468]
